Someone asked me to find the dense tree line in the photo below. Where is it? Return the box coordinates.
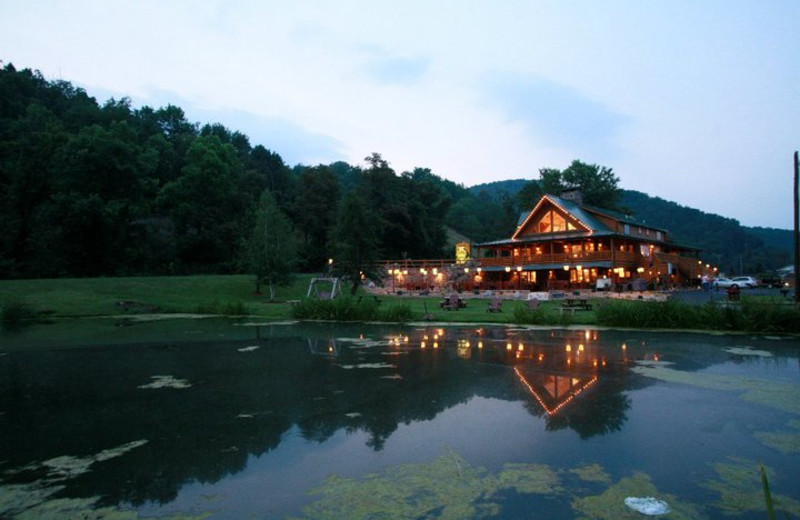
[2,64,507,279]
[4,63,781,281]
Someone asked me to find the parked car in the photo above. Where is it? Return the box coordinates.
[759,277,784,288]
[714,276,757,289]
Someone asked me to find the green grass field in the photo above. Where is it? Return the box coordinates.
[0,274,593,325]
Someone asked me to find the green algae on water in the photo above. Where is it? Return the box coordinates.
[572,472,704,520]
[754,430,800,454]
[293,453,568,520]
[630,363,800,415]
[570,463,612,484]
[702,457,800,517]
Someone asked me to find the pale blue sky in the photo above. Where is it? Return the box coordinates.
[1,1,797,228]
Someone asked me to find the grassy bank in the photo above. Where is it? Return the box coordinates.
[0,274,579,325]
[2,275,798,333]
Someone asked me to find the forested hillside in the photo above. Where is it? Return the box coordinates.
[0,63,512,279]
[1,63,789,280]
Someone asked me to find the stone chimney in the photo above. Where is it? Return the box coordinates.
[560,187,584,206]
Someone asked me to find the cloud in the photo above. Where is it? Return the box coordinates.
[356,44,430,85]
[480,73,629,160]
[365,55,430,85]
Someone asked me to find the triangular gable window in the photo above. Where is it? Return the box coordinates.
[536,210,577,234]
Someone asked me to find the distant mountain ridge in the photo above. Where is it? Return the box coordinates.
[468,180,792,274]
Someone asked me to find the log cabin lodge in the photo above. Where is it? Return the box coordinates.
[381,189,705,293]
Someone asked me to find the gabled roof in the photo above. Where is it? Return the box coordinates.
[512,194,610,240]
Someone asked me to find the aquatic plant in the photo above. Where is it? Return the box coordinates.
[572,472,703,520]
[291,297,413,322]
[512,304,573,326]
[596,298,800,333]
[702,457,800,518]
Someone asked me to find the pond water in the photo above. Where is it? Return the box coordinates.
[1,319,799,519]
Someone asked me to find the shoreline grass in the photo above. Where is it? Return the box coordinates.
[2,275,798,333]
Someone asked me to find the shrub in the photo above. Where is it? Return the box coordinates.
[512,303,573,326]
[1,300,41,331]
[291,296,380,321]
[596,298,800,333]
[378,303,414,323]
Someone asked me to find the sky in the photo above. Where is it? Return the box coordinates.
[1,1,798,229]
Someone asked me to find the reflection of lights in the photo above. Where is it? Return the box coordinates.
[602,359,607,367]
[565,344,572,352]
[585,330,591,340]
[538,353,544,362]
[621,343,627,350]
[518,343,524,351]
[578,344,584,352]
[653,354,659,362]
[437,329,444,337]
[593,359,598,367]
[515,367,597,416]
[421,341,426,349]
[507,343,513,350]
[477,341,483,349]
[424,335,429,340]
[433,342,439,349]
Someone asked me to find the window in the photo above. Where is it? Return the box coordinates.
[538,212,552,233]
[624,224,630,235]
[656,231,662,241]
[552,212,567,232]
[536,210,576,234]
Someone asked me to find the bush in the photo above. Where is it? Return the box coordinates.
[290,297,413,322]
[512,303,573,326]
[596,298,800,333]
[1,300,41,331]
[378,303,414,322]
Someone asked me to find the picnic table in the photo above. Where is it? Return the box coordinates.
[440,295,467,310]
[560,298,592,313]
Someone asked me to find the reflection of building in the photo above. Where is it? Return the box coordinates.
[475,189,701,291]
[515,367,597,416]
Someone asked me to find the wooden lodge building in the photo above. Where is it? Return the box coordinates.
[473,189,702,291]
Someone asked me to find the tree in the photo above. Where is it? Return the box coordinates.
[331,192,379,295]
[294,165,340,270]
[537,160,621,210]
[517,180,544,211]
[156,135,241,271]
[244,190,297,299]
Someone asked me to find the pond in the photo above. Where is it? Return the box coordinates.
[1,319,799,519]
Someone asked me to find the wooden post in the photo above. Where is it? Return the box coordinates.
[794,151,799,303]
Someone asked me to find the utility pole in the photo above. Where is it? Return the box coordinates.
[794,151,799,303]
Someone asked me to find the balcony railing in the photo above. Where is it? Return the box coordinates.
[478,250,639,268]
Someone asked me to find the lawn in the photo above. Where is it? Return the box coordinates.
[0,274,596,325]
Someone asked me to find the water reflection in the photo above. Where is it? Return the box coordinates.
[0,320,797,518]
